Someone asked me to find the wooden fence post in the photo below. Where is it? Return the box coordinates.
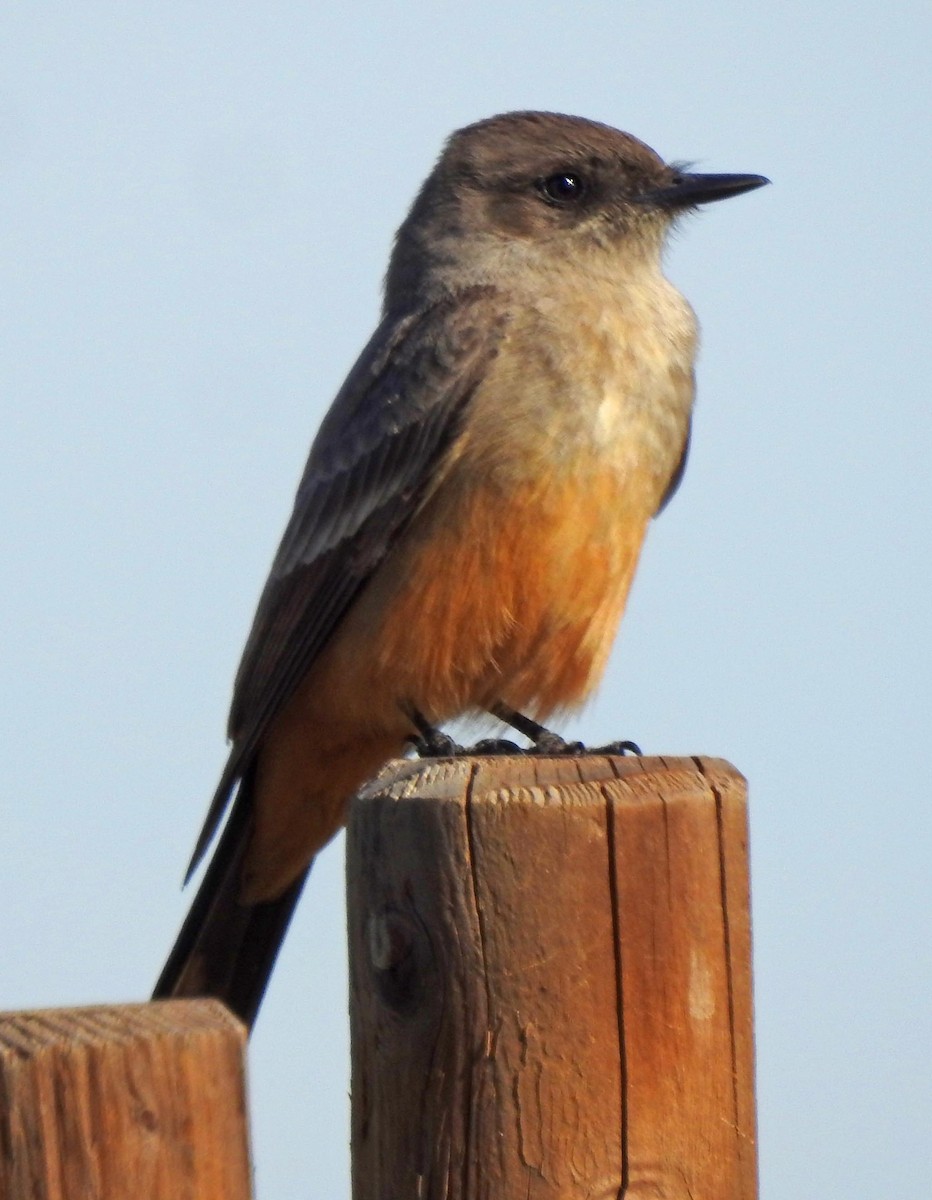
[347,754,756,1200]
[0,999,252,1200]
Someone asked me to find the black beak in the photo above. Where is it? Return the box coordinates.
[648,171,770,209]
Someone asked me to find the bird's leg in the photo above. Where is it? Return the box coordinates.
[489,702,583,754]
[490,702,641,757]
[407,708,464,758]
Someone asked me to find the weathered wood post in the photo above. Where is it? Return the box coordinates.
[347,754,756,1199]
[0,999,252,1200]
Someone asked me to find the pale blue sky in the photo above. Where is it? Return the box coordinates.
[2,3,930,1197]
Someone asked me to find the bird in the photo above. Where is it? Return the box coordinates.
[153,110,767,1028]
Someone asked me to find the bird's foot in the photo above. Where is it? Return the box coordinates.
[405,707,460,756]
[408,707,642,760]
[489,702,641,757]
[409,727,463,759]
[409,722,525,759]
[468,737,525,756]
[589,739,642,756]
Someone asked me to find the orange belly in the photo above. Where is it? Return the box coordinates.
[362,462,654,719]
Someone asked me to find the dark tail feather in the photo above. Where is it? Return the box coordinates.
[153,772,310,1030]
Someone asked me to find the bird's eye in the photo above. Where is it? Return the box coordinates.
[538,172,588,205]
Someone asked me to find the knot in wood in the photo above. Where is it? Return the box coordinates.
[367,911,413,972]
[366,910,425,1014]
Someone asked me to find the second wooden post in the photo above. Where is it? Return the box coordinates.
[347,754,756,1200]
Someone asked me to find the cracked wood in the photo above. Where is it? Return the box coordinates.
[347,754,756,1200]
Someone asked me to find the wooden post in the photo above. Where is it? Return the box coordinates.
[0,999,252,1200]
[347,754,756,1200]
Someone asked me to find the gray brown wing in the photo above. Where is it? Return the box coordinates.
[186,288,509,876]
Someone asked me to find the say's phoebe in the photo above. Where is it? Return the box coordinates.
[153,111,767,1027]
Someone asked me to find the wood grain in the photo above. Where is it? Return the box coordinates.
[347,754,755,1200]
[0,999,252,1200]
